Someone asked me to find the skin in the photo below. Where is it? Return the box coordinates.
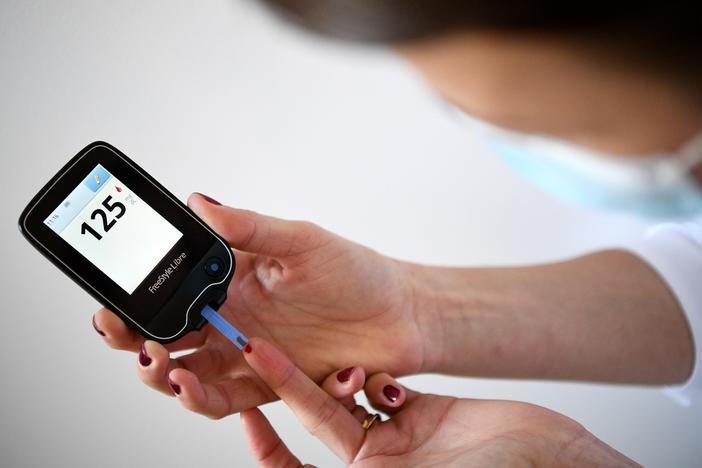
[398,31,702,157]
[94,193,691,467]
[92,31,702,464]
[98,194,425,417]
[239,337,640,467]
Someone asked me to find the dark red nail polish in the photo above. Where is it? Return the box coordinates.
[198,193,221,206]
[92,316,105,337]
[139,343,152,367]
[243,343,252,354]
[383,385,400,403]
[168,377,181,395]
[336,367,355,383]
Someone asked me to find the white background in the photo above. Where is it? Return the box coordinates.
[61,175,182,294]
[0,1,700,467]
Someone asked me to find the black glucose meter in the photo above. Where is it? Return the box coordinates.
[19,142,236,344]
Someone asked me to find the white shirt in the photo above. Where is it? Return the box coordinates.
[631,217,702,406]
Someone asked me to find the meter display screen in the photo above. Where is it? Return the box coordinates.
[44,164,182,294]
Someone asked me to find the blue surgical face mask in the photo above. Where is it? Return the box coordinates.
[460,113,702,220]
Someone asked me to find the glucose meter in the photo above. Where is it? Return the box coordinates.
[19,141,239,344]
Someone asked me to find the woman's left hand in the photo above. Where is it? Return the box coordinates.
[238,338,639,468]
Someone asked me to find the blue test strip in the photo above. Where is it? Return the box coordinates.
[200,305,249,350]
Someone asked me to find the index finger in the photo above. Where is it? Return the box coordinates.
[242,338,365,463]
[187,193,319,258]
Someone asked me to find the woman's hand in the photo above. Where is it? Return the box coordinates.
[91,193,429,418]
[240,337,639,468]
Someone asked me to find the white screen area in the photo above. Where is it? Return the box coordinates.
[44,165,182,294]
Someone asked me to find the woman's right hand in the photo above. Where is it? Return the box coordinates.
[92,193,433,418]
[240,337,639,468]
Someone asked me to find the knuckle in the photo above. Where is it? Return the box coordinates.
[296,221,320,242]
[209,383,234,420]
[307,397,340,437]
[271,361,298,393]
[287,221,323,255]
[239,214,259,250]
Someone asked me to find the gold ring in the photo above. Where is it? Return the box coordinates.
[361,413,380,431]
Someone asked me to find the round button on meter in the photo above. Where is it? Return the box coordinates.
[204,257,224,277]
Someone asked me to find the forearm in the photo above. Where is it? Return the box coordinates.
[406,250,693,384]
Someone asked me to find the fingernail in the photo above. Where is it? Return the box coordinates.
[92,316,106,337]
[139,343,152,367]
[168,377,181,395]
[243,343,252,354]
[383,385,400,403]
[336,367,355,383]
[198,193,221,206]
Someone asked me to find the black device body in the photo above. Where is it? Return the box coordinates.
[18,141,235,343]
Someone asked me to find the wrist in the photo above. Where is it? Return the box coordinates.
[398,261,443,373]
[397,261,490,374]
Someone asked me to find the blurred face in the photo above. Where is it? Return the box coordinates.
[398,31,702,159]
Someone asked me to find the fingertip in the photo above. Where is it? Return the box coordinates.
[168,369,240,420]
[240,407,266,431]
[241,337,261,367]
[91,314,105,337]
[187,194,258,252]
[335,367,355,384]
[93,308,111,336]
[241,407,302,467]
[241,338,295,386]
[188,192,218,209]
[322,367,366,399]
[94,307,115,324]
[347,367,366,394]
[381,384,403,406]
[365,373,406,411]
[240,406,261,421]
[95,308,142,351]
[241,337,268,366]
[138,340,153,367]
[139,340,167,367]
[134,341,188,397]
[168,368,204,404]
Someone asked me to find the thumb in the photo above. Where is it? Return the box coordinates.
[241,408,309,468]
[188,193,316,257]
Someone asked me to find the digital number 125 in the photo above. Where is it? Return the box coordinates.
[80,195,126,240]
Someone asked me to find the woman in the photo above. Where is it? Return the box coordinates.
[93,2,701,465]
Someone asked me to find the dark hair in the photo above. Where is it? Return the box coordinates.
[259,0,702,92]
